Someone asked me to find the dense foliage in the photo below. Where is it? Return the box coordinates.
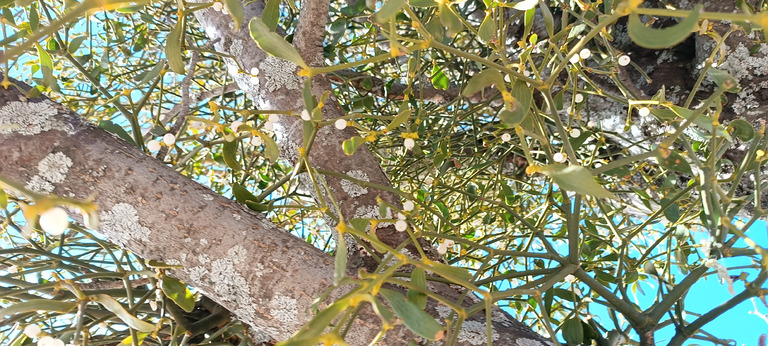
[1,0,767,345]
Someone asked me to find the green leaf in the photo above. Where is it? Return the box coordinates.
[91,294,155,332]
[160,276,196,313]
[222,139,241,171]
[249,17,308,69]
[139,61,165,85]
[232,183,259,203]
[373,0,407,23]
[655,147,692,175]
[438,3,463,38]
[68,36,87,54]
[430,66,449,90]
[99,120,137,146]
[262,0,281,30]
[428,260,472,282]
[406,268,427,310]
[342,136,366,155]
[540,164,617,200]
[707,67,741,93]
[498,107,525,126]
[223,0,245,30]
[478,14,496,43]
[334,232,347,285]
[409,0,437,7]
[538,0,554,37]
[35,43,54,86]
[627,5,701,49]
[257,132,279,163]
[729,119,755,141]
[166,17,185,74]
[462,69,504,97]
[380,289,444,340]
[661,198,680,223]
[0,299,77,316]
[116,4,145,13]
[562,317,584,344]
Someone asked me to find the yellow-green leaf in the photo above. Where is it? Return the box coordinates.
[0,188,6,209]
[342,136,366,155]
[119,332,150,345]
[68,36,87,54]
[406,268,427,310]
[655,147,692,175]
[374,0,407,23]
[232,182,259,203]
[35,43,54,86]
[257,132,279,163]
[222,139,241,171]
[409,0,437,7]
[160,276,196,313]
[438,3,463,37]
[380,288,444,340]
[249,17,308,69]
[262,0,281,30]
[166,17,185,74]
[0,299,77,316]
[628,5,701,49]
[91,294,155,332]
[223,0,245,30]
[385,109,411,131]
[540,164,617,200]
[462,69,505,97]
[478,14,496,43]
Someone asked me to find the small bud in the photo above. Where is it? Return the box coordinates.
[39,207,69,236]
[147,140,161,152]
[334,119,347,130]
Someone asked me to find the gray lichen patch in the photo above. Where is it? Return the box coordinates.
[341,170,369,198]
[457,320,500,345]
[259,56,302,92]
[718,43,768,115]
[0,100,72,135]
[100,203,152,247]
[25,152,73,194]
